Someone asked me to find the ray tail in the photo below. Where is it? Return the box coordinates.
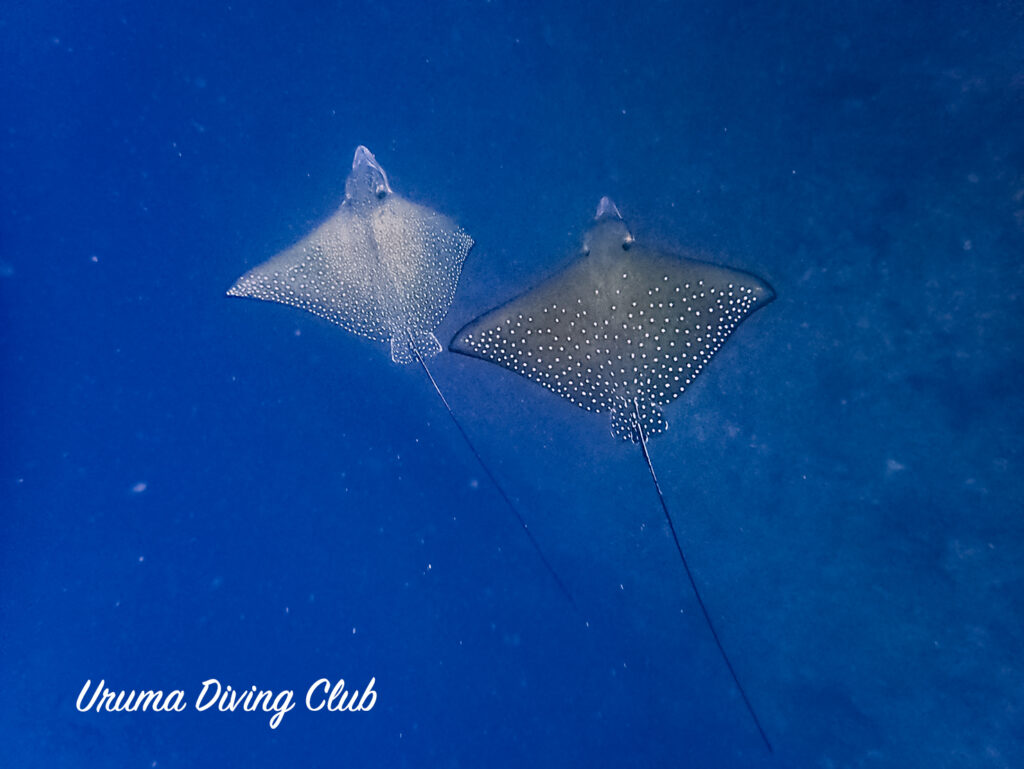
[414,348,579,611]
[633,400,772,753]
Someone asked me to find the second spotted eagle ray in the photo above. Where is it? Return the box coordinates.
[228,145,574,606]
[450,197,775,750]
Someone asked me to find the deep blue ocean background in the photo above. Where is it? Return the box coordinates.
[3,1,1023,766]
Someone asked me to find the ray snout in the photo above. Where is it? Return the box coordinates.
[595,196,622,221]
[352,144,375,168]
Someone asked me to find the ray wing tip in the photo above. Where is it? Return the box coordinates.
[447,327,474,354]
[226,279,252,298]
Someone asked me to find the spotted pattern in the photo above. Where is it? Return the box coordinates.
[228,166,472,365]
[451,222,772,442]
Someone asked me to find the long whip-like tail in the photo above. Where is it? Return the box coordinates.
[633,400,772,753]
[414,348,579,611]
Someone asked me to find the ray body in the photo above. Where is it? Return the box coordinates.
[450,198,775,750]
[229,145,473,364]
[227,147,575,610]
[451,197,773,441]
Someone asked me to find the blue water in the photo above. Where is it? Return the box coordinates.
[3,1,1023,766]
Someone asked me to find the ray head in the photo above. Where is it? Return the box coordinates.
[345,145,393,208]
[584,196,634,256]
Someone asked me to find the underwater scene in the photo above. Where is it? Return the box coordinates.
[2,1,1022,767]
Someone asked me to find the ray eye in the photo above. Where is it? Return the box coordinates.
[622,240,632,251]
[376,186,387,199]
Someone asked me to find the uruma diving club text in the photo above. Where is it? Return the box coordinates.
[76,678,377,729]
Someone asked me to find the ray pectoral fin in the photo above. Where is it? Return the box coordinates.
[448,323,495,360]
[750,273,776,304]
[447,328,472,356]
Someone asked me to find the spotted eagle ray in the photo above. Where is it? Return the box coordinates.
[227,145,574,607]
[450,197,775,750]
